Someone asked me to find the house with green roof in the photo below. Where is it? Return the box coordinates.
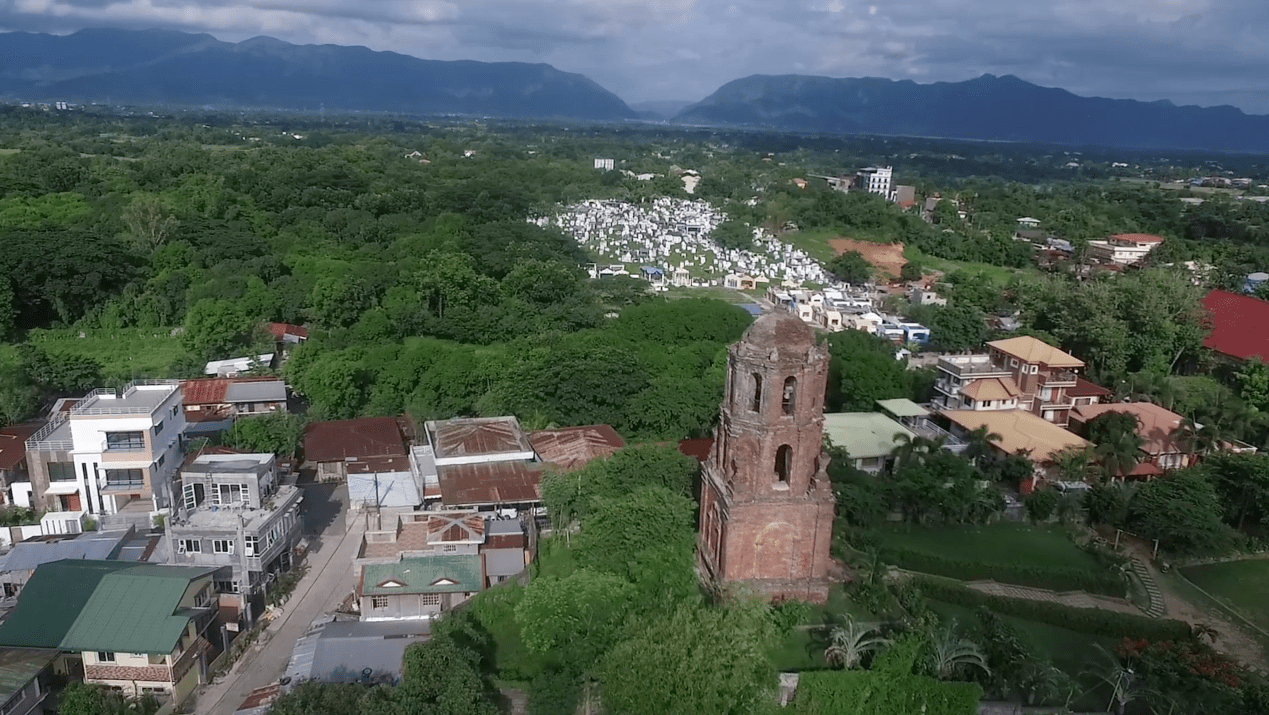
[0,560,222,705]
[358,553,484,621]
[822,412,917,474]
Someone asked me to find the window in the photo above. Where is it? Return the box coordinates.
[371,595,389,609]
[105,431,145,451]
[97,652,115,663]
[781,376,797,415]
[177,539,201,554]
[1030,364,1039,374]
[213,483,245,506]
[104,469,144,488]
[982,400,992,408]
[214,579,239,594]
[775,445,792,485]
[421,594,441,606]
[749,373,762,412]
[244,536,259,557]
[442,544,458,553]
[183,482,205,510]
[192,586,211,608]
[47,462,76,482]
[212,539,235,555]
[1009,358,1019,368]
[152,422,164,436]
[141,687,167,696]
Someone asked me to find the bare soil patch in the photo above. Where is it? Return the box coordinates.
[829,238,907,279]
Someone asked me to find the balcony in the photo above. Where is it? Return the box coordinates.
[1039,371,1078,387]
[936,355,1009,379]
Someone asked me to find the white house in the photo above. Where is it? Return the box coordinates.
[21,381,185,524]
[1086,233,1164,266]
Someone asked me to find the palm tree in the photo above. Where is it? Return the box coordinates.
[1083,643,1142,715]
[926,622,990,680]
[1171,417,1224,460]
[1095,430,1143,480]
[1051,446,1093,483]
[823,616,890,670]
[890,433,946,468]
[964,425,1002,466]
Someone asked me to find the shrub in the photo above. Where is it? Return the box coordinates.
[881,547,1125,596]
[794,669,981,715]
[914,578,1192,642]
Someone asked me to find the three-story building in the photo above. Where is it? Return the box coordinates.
[934,337,1086,426]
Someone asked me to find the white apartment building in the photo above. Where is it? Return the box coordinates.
[1086,233,1165,267]
[20,381,185,521]
[854,166,895,201]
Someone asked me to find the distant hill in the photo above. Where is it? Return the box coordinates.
[675,74,1269,153]
[0,28,637,121]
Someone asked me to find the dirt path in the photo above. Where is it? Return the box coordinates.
[828,238,906,278]
[1125,543,1268,671]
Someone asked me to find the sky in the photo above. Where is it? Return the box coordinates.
[2,0,1269,113]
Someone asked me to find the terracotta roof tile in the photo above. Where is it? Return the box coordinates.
[987,336,1084,368]
[1071,402,1186,457]
[1068,377,1113,398]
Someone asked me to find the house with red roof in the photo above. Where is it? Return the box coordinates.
[1087,233,1165,267]
[1202,289,1269,362]
[304,417,409,481]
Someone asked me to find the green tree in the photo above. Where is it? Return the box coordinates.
[266,682,366,715]
[1196,452,1269,530]
[827,250,873,284]
[575,485,697,587]
[515,569,635,668]
[224,412,305,457]
[17,344,102,393]
[1129,471,1235,555]
[541,444,697,527]
[827,329,911,412]
[925,622,990,681]
[1024,489,1058,523]
[928,304,988,352]
[59,683,160,715]
[182,298,254,359]
[395,637,500,715]
[1236,359,1269,412]
[824,616,890,670]
[600,599,776,715]
[900,262,924,282]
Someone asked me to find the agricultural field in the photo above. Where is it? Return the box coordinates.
[25,327,186,381]
[1180,559,1269,632]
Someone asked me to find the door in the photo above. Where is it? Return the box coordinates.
[63,493,82,511]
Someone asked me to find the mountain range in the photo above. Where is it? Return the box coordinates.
[0,28,636,121]
[676,73,1269,153]
[4,28,1269,152]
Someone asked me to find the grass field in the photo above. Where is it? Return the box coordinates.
[879,523,1102,572]
[1181,560,1269,632]
[24,328,186,381]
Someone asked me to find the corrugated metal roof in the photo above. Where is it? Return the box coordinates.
[875,398,929,418]
[0,560,134,648]
[360,554,482,596]
[0,423,42,472]
[428,417,533,460]
[528,425,625,470]
[437,462,542,506]
[304,417,407,463]
[0,649,57,702]
[1,531,130,572]
[224,381,287,403]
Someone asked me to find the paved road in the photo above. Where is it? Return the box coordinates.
[194,483,363,715]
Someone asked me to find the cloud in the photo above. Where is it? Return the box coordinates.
[1,0,1267,112]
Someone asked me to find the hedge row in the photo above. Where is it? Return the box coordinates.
[882,546,1124,596]
[794,670,981,715]
[915,577,1193,642]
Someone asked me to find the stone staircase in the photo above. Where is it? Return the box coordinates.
[1128,555,1166,618]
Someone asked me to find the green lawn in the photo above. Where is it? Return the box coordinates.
[1180,559,1269,632]
[780,228,839,263]
[878,523,1101,572]
[24,327,186,381]
[904,248,1033,284]
[662,285,756,304]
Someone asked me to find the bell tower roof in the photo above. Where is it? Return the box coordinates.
[740,312,815,349]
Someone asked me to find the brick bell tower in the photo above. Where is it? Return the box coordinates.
[698,312,836,603]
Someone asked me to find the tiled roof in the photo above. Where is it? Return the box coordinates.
[528,425,625,470]
[360,512,485,559]
[1202,289,1269,361]
[987,336,1084,368]
[1071,402,1187,457]
[304,417,407,463]
[0,422,41,472]
[429,417,533,460]
[437,462,542,506]
[267,323,309,340]
[1068,377,1113,398]
[360,554,482,596]
[961,377,1021,402]
[943,409,1090,463]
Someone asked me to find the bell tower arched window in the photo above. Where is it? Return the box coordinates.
[782,377,797,415]
[750,373,763,413]
[775,444,792,484]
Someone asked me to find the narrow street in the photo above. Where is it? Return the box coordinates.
[194,483,363,715]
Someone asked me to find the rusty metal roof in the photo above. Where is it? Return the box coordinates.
[0,422,42,472]
[528,425,625,470]
[428,417,533,460]
[437,462,542,506]
[304,417,407,463]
